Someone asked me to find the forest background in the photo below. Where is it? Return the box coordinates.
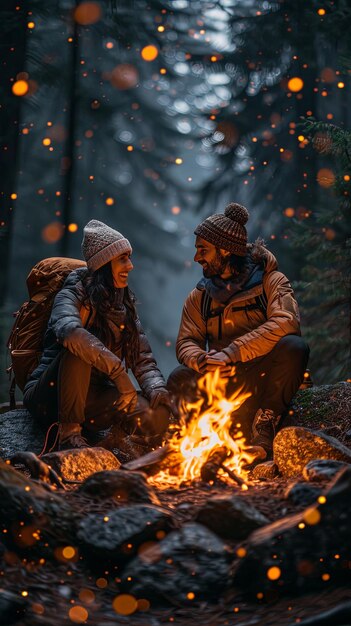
[0,0,350,403]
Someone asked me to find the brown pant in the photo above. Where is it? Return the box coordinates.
[24,349,169,441]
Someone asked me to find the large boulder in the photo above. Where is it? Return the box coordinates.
[122,523,231,604]
[42,447,120,482]
[273,427,351,478]
[289,382,351,444]
[0,459,75,552]
[195,494,269,540]
[78,469,160,505]
[77,504,174,563]
[232,466,351,596]
[0,409,44,458]
[303,459,349,483]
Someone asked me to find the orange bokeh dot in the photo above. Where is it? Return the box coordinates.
[68,223,78,233]
[12,80,29,96]
[317,168,335,188]
[62,546,76,559]
[105,197,114,206]
[141,45,159,61]
[42,138,51,146]
[318,8,326,15]
[287,77,304,92]
[171,206,181,215]
[284,207,295,217]
[267,566,281,580]
[112,594,138,616]
[303,507,321,525]
[137,598,150,611]
[74,2,102,25]
[110,64,139,90]
[78,588,95,604]
[42,221,64,244]
[68,605,88,623]
[10,193,17,200]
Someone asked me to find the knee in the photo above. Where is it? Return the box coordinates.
[276,335,310,363]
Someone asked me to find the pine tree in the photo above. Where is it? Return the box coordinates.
[292,118,351,382]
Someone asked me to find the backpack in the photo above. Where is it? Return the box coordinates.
[7,257,88,407]
[200,289,268,341]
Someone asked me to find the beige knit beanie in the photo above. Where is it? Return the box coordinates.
[194,203,249,256]
[82,220,132,272]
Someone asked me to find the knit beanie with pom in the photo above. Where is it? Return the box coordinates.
[194,203,249,256]
[82,220,132,272]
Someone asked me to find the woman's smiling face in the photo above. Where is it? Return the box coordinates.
[111,252,134,288]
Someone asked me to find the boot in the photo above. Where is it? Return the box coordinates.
[99,424,125,451]
[58,423,90,451]
[251,408,281,458]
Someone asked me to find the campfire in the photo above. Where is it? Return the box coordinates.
[150,369,256,489]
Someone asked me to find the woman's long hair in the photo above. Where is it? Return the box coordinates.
[81,262,140,370]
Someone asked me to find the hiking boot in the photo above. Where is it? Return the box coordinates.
[58,423,90,451]
[251,408,281,457]
[99,424,125,451]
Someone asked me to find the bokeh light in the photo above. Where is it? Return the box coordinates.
[68,606,89,623]
[110,64,139,90]
[141,45,159,61]
[74,1,102,25]
[317,168,335,188]
[267,566,281,580]
[42,222,64,244]
[112,594,138,615]
[287,77,304,92]
[12,80,29,96]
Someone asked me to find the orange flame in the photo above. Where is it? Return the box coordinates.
[151,370,256,488]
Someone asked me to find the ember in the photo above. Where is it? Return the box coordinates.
[150,370,256,488]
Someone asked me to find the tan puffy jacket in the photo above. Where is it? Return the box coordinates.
[176,243,301,371]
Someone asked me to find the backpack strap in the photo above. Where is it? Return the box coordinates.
[200,288,268,341]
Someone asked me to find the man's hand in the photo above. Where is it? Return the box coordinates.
[197,350,234,376]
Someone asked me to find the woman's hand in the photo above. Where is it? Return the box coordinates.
[149,388,172,410]
[112,370,138,413]
[115,390,138,414]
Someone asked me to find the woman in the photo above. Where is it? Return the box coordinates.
[23,219,171,453]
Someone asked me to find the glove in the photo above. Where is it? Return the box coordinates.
[112,370,138,414]
[149,388,172,410]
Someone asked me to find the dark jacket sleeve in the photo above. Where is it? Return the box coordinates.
[131,318,167,397]
[50,281,126,383]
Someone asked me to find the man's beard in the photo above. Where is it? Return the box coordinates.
[202,250,228,278]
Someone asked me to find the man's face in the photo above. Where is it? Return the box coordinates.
[194,236,230,278]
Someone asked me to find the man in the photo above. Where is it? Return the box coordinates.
[168,202,309,460]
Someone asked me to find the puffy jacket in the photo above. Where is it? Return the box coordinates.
[176,241,301,371]
[24,268,167,397]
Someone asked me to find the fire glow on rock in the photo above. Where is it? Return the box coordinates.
[150,370,256,488]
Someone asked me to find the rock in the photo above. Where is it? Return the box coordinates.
[195,494,269,540]
[284,482,322,507]
[78,469,160,505]
[122,523,230,603]
[0,460,75,552]
[251,461,279,481]
[77,504,174,562]
[232,466,351,596]
[273,427,351,478]
[0,409,44,458]
[42,447,119,482]
[289,383,351,444]
[303,459,349,483]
